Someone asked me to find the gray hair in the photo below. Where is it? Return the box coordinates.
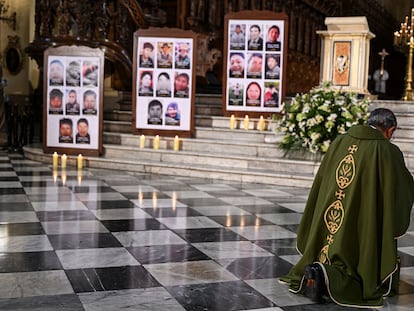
[366,108,397,130]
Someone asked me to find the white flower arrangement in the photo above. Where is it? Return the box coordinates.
[277,82,370,154]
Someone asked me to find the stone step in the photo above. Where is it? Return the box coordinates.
[102,144,319,176]
[103,132,284,159]
[22,144,315,188]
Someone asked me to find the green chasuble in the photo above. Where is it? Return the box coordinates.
[280,125,414,308]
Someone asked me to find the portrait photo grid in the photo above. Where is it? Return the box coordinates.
[226,19,284,112]
[135,37,194,131]
[46,55,100,150]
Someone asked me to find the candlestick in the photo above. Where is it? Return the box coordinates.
[77,154,83,169]
[61,154,67,169]
[52,152,58,168]
[139,135,145,148]
[153,135,160,150]
[244,115,249,130]
[174,135,180,151]
[258,116,265,131]
[230,115,235,129]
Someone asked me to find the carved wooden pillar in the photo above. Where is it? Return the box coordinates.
[303,14,312,55]
[296,12,304,53]
[289,11,296,50]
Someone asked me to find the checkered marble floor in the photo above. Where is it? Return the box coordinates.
[0,150,413,311]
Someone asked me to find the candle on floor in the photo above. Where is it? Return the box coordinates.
[77,154,83,169]
[139,134,145,148]
[153,135,160,150]
[230,115,235,130]
[258,115,265,131]
[244,115,249,130]
[174,135,180,151]
[52,152,58,168]
[61,154,67,169]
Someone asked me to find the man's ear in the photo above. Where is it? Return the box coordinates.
[385,126,396,140]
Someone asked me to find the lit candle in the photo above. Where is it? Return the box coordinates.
[258,116,265,131]
[52,152,58,168]
[230,115,235,129]
[244,115,249,130]
[153,135,160,150]
[61,154,67,169]
[77,154,83,169]
[174,135,180,151]
[139,134,145,148]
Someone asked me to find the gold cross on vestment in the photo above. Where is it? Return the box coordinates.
[348,145,358,154]
[335,189,345,200]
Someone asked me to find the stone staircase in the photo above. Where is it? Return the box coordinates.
[23,95,414,188]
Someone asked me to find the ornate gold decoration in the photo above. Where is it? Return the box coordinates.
[348,145,358,154]
[335,189,345,200]
[319,145,358,265]
[319,245,330,264]
[336,154,355,189]
[324,200,344,234]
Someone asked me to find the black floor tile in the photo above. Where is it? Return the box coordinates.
[0,223,45,236]
[174,228,248,243]
[0,251,62,272]
[101,218,168,231]
[65,265,160,293]
[47,233,123,249]
[166,280,276,311]
[128,244,209,264]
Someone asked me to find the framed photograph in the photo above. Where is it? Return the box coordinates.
[223,11,288,117]
[43,46,104,156]
[332,41,351,86]
[132,28,196,138]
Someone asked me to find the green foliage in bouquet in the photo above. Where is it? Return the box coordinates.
[277,82,370,154]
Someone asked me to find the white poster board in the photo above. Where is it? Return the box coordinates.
[43,46,104,156]
[223,11,288,117]
[133,28,196,137]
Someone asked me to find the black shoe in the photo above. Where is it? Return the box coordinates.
[303,263,326,303]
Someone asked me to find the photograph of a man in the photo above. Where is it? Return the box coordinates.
[174,72,190,98]
[59,118,73,143]
[246,53,263,79]
[65,89,80,115]
[175,43,191,69]
[247,24,263,50]
[139,42,154,68]
[230,24,245,50]
[147,99,163,125]
[82,90,97,115]
[49,59,64,86]
[49,89,64,115]
[157,42,173,68]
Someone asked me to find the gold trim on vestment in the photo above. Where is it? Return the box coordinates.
[319,145,358,263]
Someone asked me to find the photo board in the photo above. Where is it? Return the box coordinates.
[132,28,197,138]
[223,11,288,117]
[43,46,104,156]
